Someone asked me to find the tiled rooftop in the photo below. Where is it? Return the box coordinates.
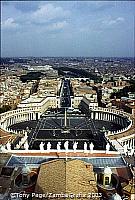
[0,129,15,145]
[6,155,126,168]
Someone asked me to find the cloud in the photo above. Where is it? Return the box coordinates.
[1,18,18,29]
[116,17,125,22]
[102,17,125,26]
[31,3,70,24]
[47,21,68,31]
[73,1,115,14]
[1,1,134,57]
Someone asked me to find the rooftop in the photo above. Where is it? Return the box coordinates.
[34,159,99,198]
[0,129,15,145]
[19,96,44,104]
[6,155,126,168]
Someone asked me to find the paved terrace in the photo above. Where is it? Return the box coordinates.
[9,113,122,151]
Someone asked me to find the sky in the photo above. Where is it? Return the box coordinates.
[1,1,135,57]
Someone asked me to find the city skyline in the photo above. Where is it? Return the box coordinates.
[1,1,135,57]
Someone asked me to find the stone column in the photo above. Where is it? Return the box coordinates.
[11,117,13,125]
[120,118,123,127]
[95,112,98,120]
[7,119,9,127]
[131,139,134,148]
[91,112,94,119]
[129,139,132,149]
[102,113,104,120]
[32,113,33,120]
[13,117,15,124]
[127,140,129,149]
[111,114,113,121]
[100,113,101,120]
[109,113,111,121]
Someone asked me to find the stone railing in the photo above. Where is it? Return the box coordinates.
[1,140,117,155]
[93,107,132,119]
[0,148,119,155]
[107,131,134,156]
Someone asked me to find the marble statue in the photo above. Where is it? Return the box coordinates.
[90,142,94,152]
[0,145,6,152]
[57,142,61,152]
[24,132,28,139]
[16,144,20,149]
[47,142,51,152]
[64,141,69,151]
[106,142,110,152]
[6,141,11,151]
[24,141,29,151]
[40,142,44,151]
[84,142,88,152]
[130,149,134,156]
[124,144,128,155]
[73,142,78,152]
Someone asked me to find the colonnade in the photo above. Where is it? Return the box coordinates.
[119,134,134,151]
[0,104,133,138]
[0,108,40,132]
[5,113,36,126]
[111,134,134,156]
[93,111,130,128]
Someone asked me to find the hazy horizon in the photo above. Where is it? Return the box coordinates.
[1,56,134,59]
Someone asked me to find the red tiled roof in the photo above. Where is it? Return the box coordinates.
[12,151,120,158]
[116,167,132,181]
[0,129,14,145]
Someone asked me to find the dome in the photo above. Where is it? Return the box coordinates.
[104,166,112,174]
[111,193,122,200]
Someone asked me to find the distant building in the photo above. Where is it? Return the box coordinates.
[128,92,135,99]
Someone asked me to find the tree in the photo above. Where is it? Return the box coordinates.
[0,105,11,114]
